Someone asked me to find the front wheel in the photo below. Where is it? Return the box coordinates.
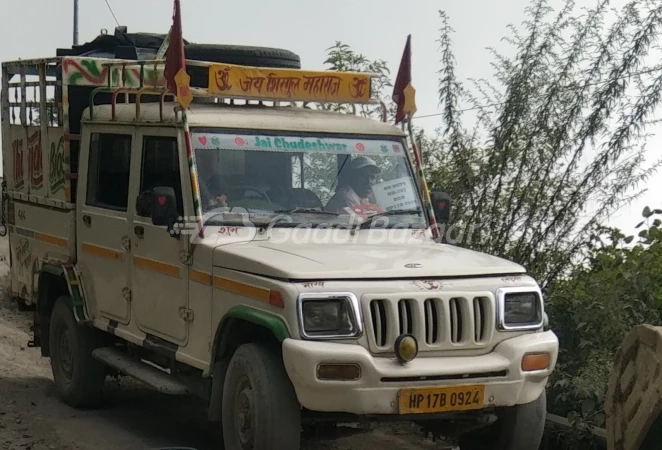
[222,343,301,450]
[459,391,546,450]
[49,296,106,408]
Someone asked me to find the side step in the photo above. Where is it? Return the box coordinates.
[92,347,190,395]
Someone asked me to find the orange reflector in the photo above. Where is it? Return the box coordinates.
[521,353,550,372]
[269,290,284,308]
[317,364,361,381]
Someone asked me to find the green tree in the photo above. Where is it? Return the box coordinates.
[30,99,58,126]
[544,208,662,447]
[432,0,662,287]
[320,42,394,120]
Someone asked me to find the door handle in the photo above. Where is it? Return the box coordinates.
[82,214,92,226]
[134,225,145,238]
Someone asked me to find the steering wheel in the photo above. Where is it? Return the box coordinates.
[227,185,271,202]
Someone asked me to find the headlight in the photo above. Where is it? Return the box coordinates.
[297,293,362,339]
[496,287,544,331]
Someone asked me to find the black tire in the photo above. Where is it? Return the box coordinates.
[459,391,547,450]
[49,296,106,408]
[185,44,301,69]
[185,44,301,89]
[186,44,301,91]
[222,343,301,450]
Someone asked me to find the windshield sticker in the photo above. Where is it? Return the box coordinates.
[192,133,405,156]
[372,177,418,212]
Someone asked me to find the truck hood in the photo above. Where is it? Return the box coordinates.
[212,241,525,280]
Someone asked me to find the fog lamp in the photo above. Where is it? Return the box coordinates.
[394,334,418,363]
[317,364,361,381]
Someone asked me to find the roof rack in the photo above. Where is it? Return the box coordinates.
[84,58,386,123]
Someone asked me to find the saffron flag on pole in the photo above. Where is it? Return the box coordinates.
[393,35,438,238]
[164,0,204,238]
[392,34,417,125]
[164,0,192,109]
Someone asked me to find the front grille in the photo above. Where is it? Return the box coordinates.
[365,293,495,353]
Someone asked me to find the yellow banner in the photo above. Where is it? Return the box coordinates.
[208,64,372,103]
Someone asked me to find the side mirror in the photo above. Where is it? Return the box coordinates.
[430,192,451,224]
[150,186,179,236]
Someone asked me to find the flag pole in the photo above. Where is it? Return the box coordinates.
[164,0,204,238]
[407,118,439,239]
[393,35,439,240]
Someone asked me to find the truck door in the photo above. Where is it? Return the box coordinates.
[77,127,135,325]
[128,128,190,346]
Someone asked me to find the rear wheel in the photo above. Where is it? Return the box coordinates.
[49,296,106,408]
[459,392,546,450]
[222,343,301,450]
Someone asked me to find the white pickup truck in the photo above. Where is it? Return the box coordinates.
[1,32,557,450]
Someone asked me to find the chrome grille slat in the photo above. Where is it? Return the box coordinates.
[460,297,475,345]
[449,298,460,343]
[365,292,495,353]
[383,300,400,348]
[474,297,483,342]
[398,300,411,335]
[438,298,451,343]
[424,299,437,344]
[370,300,386,347]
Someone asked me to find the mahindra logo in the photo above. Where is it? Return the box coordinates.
[405,263,422,268]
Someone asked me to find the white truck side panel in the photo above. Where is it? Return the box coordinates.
[8,202,75,304]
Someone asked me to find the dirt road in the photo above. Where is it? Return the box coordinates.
[0,236,447,450]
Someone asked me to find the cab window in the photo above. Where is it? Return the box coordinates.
[86,133,132,211]
[136,136,183,217]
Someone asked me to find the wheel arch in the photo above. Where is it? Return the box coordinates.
[210,305,290,370]
[207,305,291,422]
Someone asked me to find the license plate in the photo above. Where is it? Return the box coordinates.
[398,385,485,414]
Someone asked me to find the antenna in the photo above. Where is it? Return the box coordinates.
[73,0,79,45]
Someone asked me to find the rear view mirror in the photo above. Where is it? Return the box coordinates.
[150,187,179,235]
[430,192,451,224]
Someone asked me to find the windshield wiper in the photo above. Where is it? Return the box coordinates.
[274,208,340,216]
[358,208,423,229]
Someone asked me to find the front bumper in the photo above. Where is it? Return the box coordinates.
[282,330,558,415]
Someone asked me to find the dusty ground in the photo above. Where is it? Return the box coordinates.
[0,236,450,450]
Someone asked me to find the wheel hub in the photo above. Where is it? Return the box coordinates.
[58,326,74,378]
[235,379,256,449]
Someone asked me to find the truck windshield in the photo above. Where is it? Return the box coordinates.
[192,130,426,228]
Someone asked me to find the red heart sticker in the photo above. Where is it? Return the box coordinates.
[158,196,166,206]
[198,136,207,145]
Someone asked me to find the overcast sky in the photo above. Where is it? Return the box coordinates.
[1,0,657,233]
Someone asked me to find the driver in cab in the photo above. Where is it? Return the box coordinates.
[325,156,380,214]
[197,150,229,209]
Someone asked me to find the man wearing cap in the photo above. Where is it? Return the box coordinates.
[325,156,381,214]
